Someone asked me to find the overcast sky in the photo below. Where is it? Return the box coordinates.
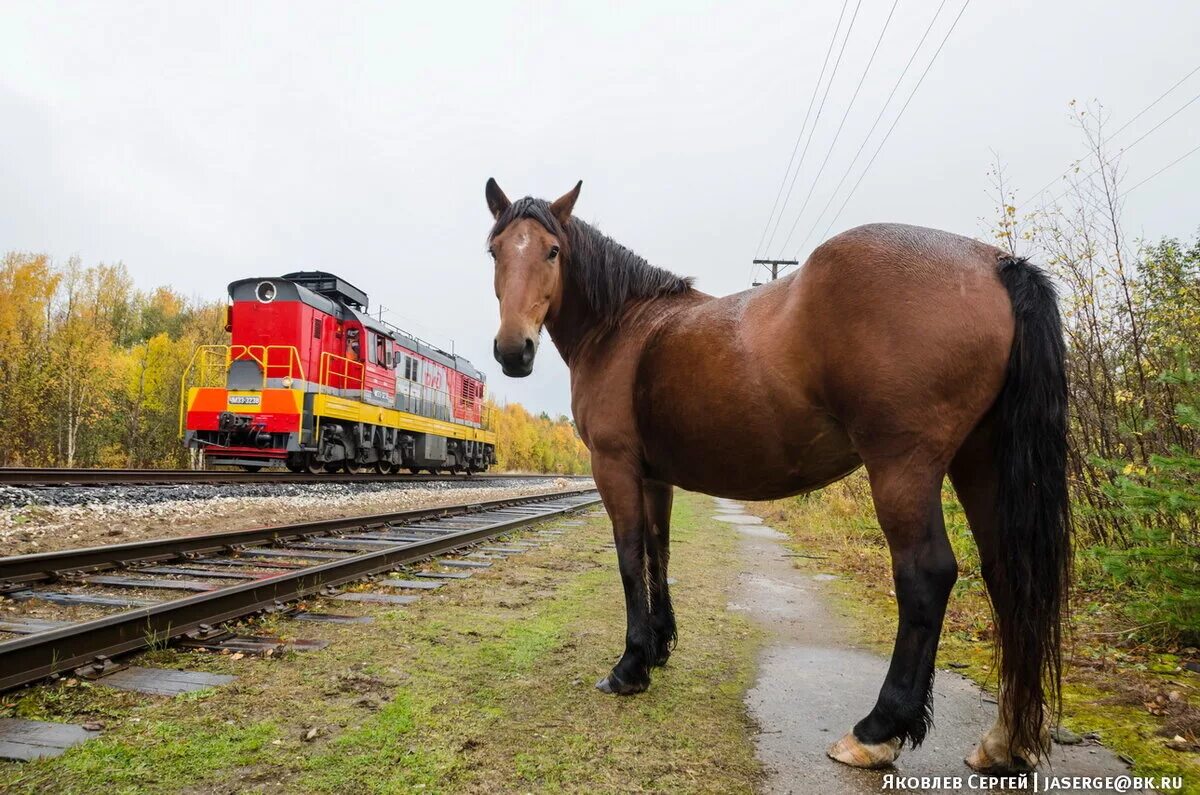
[2,1,1197,416]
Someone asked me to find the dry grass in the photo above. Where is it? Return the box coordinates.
[748,476,1200,790]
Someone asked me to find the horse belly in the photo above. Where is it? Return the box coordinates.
[638,384,861,501]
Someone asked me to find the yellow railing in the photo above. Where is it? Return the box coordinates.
[317,351,365,394]
[178,344,304,435]
[478,403,496,432]
[232,345,305,385]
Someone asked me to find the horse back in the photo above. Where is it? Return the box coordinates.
[629,223,1013,499]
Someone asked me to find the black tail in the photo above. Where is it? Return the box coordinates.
[993,256,1071,758]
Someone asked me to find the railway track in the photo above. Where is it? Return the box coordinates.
[0,487,600,693]
[0,467,589,487]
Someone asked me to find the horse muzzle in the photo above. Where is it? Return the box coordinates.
[494,336,537,378]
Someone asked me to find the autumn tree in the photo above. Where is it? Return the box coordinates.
[0,253,60,465]
[490,401,590,474]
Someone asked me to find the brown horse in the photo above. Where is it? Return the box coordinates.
[484,179,1069,771]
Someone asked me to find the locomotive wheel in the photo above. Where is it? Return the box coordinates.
[241,465,262,473]
[305,455,325,474]
[373,460,395,475]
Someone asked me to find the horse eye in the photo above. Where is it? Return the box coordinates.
[487,248,496,260]
[548,246,560,259]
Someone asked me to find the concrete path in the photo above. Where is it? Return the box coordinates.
[716,497,1151,795]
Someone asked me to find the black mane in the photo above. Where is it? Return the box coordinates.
[488,197,694,324]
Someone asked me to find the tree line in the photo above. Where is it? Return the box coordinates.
[0,255,590,475]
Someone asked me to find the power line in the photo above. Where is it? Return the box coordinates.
[1042,88,1200,207]
[1026,63,1200,203]
[792,0,950,258]
[751,0,852,265]
[811,0,973,254]
[1125,141,1200,196]
[773,0,902,259]
[761,0,864,260]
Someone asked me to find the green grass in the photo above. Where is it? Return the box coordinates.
[0,492,762,793]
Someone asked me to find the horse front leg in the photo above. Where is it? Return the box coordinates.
[592,455,655,695]
[643,480,676,667]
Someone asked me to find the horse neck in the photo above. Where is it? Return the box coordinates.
[545,274,697,368]
[544,276,602,366]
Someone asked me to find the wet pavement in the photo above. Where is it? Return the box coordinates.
[716,497,1151,795]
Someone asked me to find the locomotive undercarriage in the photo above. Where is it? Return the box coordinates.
[309,419,494,474]
[189,415,495,474]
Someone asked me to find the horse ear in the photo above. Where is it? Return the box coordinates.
[485,177,511,219]
[549,180,582,226]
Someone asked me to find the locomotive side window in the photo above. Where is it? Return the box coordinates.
[403,355,419,382]
[312,318,322,339]
[372,334,386,366]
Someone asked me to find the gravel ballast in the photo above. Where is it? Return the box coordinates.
[0,477,593,556]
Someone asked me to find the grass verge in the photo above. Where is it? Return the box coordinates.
[0,490,761,793]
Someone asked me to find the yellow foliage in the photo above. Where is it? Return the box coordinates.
[489,401,591,474]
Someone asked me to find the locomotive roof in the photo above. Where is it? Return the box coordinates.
[227,274,486,383]
[281,271,369,310]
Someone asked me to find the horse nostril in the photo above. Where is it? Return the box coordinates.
[522,338,535,364]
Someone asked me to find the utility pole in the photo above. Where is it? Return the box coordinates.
[751,258,798,286]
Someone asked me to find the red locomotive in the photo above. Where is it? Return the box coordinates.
[181,271,497,473]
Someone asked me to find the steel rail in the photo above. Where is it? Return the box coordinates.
[0,468,589,487]
[0,488,597,583]
[0,489,600,692]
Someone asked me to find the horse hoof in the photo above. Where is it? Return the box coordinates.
[827,732,901,769]
[965,743,1035,773]
[595,673,647,695]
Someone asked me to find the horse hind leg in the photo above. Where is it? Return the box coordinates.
[949,421,1050,771]
[829,459,958,768]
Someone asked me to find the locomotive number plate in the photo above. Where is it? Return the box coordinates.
[228,395,261,405]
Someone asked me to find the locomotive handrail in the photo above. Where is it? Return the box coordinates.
[178,344,305,436]
[231,344,306,385]
[178,345,231,436]
[317,351,366,394]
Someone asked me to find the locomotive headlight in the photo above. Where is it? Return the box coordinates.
[282,376,293,388]
[255,281,277,303]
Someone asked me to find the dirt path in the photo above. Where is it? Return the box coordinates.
[718,496,1151,795]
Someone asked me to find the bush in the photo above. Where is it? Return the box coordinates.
[1094,381,1200,644]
